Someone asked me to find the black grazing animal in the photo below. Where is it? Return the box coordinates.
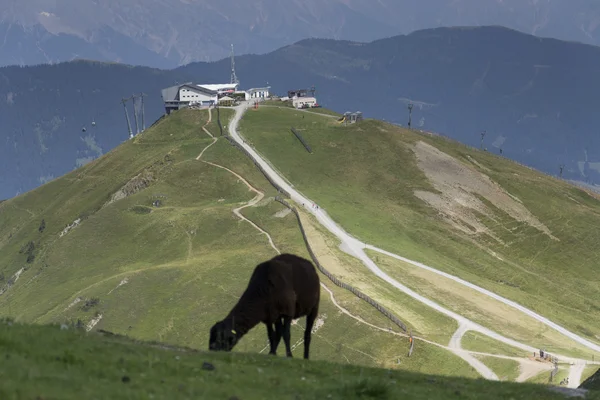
[208,253,320,359]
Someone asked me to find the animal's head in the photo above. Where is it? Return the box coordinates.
[209,320,239,352]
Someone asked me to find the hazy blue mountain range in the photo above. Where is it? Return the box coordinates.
[0,22,174,69]
[3,0,600,67]
[2,26,600,199]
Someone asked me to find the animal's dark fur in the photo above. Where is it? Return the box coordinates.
[209,253,320,359]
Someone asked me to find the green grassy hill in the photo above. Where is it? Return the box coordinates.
[0,108,481,380]
[238,106,600,359]
[3,105,600,396]
[3,319,596,400]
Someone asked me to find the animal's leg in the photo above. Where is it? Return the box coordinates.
[273,318,284,353]
[303,305,319,360]
[266,323,277,355]
[282,315,293,358]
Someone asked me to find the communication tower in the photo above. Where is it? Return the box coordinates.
[230,44,239,86]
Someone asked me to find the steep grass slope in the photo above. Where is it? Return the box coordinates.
[238,106,600,358]
[3,320,591,400]
[0,108,477,377]
[582,368,600,391]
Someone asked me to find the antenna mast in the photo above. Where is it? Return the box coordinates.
[230,44,239,86]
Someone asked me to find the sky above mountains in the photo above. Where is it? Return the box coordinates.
[3,0,600,67]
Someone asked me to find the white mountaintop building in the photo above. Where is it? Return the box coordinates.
[161,45,276,114]
[198,83,238,94]
[245,87,271,101]
[160,82,241,114]
[292,96,317,109]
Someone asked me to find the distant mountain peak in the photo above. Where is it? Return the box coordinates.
[3,0,600,68]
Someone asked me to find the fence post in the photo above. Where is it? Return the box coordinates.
[408,331,415,357]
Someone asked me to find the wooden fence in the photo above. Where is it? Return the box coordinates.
[215,106,224,136]
[550,361,559,382]
[408,331,415,357]
[219,126,411,346]
[274,196,408,334]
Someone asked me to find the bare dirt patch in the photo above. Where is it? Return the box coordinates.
[312,314,327,334]
[516,360,553,382]
[60,218,81,238]
[0,267,25,296]
[108,278,129,295]
[63,297,82,312]
[274,208,292,218]
[105,170,154,206]
[466,155,491,172]
[412,141,557,241]
[566,195,582,205]
[86,314,103,332]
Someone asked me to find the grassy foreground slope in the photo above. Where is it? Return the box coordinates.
[238,106,600,353]
[0,108,477,377]
[2,320,595,400]
[583,369,600,392]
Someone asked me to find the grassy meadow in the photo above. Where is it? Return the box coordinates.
[237,106,600,356]
[0,108,477,378]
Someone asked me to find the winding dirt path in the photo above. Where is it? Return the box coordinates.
[320,280,553,375]
[516,361,553,383]
[196,108,280,255]
[38,109,280,326]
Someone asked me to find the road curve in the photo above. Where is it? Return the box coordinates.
[227,104,599,365]
[568,362,586,388]
[197,107,280,256]
[449,323,499,380]
[367,245,600,354]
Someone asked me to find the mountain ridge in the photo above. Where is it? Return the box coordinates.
[3,25,600,199]
[4,0,600,68]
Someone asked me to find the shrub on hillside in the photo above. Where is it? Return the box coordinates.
[19,240,36,263]
[130,205,152,214]
[81,298,100,312]
[19,241,35,255]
